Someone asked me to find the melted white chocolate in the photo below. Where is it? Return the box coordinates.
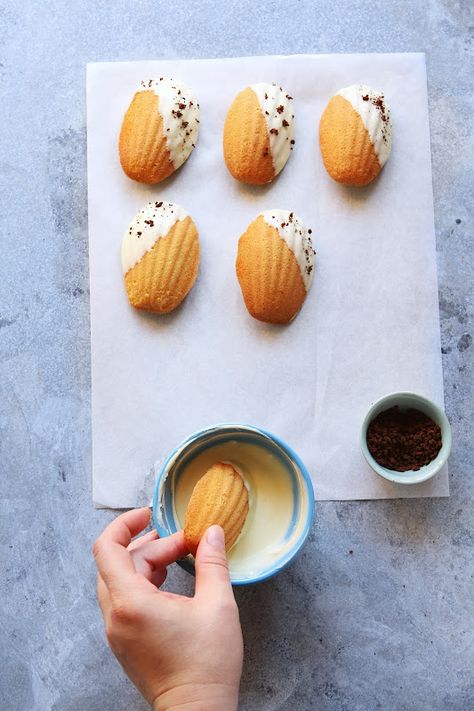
[140,77,200,170]
[173,440,307,579]
[261,209,315,291]
[121,201,188,274]
[250,82,295,176]
[337,84,392,167]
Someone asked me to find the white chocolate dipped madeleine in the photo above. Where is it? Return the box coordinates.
[223,82,295,184]
[119,78,200,184]
[319,84,392,186]
[121,201,200,313]
[236,209,315,324]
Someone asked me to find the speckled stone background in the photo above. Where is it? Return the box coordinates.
[1,2,473,710]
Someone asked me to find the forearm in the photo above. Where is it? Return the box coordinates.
[153,682,239,711]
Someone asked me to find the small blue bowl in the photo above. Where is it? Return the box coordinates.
[361,392,452,485]
[152,424,314,585]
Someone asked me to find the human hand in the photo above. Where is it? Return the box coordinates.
[93,507,243,711]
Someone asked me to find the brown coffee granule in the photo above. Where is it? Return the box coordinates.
[366,406,442,471]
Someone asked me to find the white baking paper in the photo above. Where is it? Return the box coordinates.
[87,53,448,507]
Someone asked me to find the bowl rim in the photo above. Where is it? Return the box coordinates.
[152,422,315,585]
[360,391,452,485]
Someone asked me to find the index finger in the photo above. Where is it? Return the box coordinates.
[92,507,151,593]
[131,530,188,569]
[130,531,188,586]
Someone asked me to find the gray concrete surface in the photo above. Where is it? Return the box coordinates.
[1,1,473,709]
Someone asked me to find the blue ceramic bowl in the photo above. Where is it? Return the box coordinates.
[152,424,314,585]
[361,392,452,485]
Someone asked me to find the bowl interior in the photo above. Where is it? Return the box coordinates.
[153,425,314,585]
[361,392,452,485]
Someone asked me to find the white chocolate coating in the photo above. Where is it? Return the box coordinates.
[260,209,315,291]
[337,84,392,166]
[250,83,295,176]
[140,78,200,170]
[121,201,188,274]
[173,440,308,579]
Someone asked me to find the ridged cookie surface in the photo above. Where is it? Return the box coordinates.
[236,210,315,324]
[223,83,295,184]
[184,462,249,557]
[119,78,200,184]
[319,84,392,186]
[121,201,200,313]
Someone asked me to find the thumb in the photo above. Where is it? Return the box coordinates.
[194,525,233,601]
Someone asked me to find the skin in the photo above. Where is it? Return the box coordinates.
[93,508,243,711]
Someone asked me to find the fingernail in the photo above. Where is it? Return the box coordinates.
[206,525,225,548]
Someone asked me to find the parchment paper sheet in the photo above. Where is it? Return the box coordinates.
[87,53,448,507]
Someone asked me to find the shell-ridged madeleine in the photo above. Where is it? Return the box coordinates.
[319,84,392,186]
[121,201,200,313]
[184,462,249,557]
[119,78,200,184]
[224,83,295,184]
[236,210,315,324]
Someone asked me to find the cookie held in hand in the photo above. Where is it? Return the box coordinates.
[121,201,200,313]
[223,82,295,184]
[119,78,200,184]
[236,209,315,324]
[184,462,249,557]
[319,84,392,186]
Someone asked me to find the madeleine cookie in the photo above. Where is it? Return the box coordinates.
[223,83,295,184]
[121,201,199,313]
[319,84,392,186]
[184,462,249,557]
[236,210,315,324]
[119,78,200,184]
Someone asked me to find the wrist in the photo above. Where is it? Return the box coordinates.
[153,682,239,711]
